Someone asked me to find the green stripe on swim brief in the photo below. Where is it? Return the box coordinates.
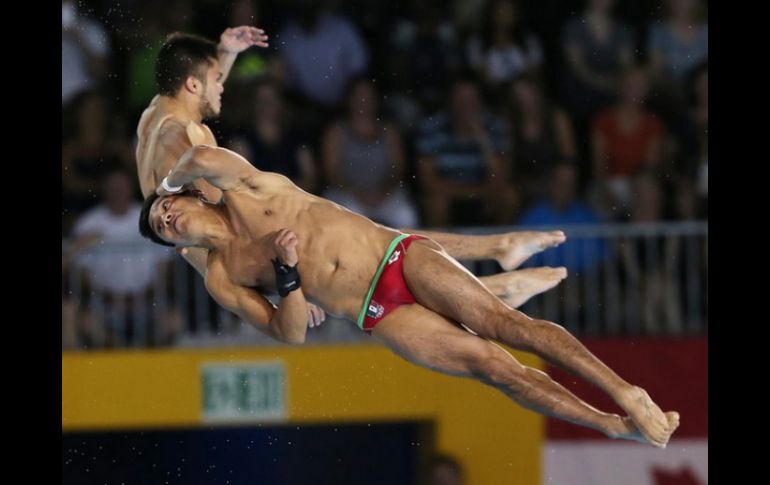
[356,233,411,330]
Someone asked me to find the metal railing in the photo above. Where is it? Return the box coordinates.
[61,222,707,350]
[463,222,708,337]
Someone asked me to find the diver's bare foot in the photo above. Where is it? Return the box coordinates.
[665,411,681,438]
[609,412,680,448]
[484,267,568,308]
[607,415,648,445]
[609,416,653,445]
[619,387,678,448]
[495,231,566,271]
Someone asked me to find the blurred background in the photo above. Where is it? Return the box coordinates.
[61,0,707,483]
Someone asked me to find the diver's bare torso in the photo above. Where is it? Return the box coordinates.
[213,174,401,319]
[136,96,219,199]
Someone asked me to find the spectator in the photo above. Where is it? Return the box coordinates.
[416,76,512,226]
[387,1,462,122]
[561,0,634,125]
[226,0,282,82]
[62,91,134,234]
[619,172,683,334]
[61,0,110,106]
[124,1,195,119]
[227,78,318,193]
[519,163,605,275]
[68,168,179,348]
[426,453,465,485]
[645,0,708,136]
[676,62,707,220]
[277,0,368,117]
[591,66,664,216]
[322,77,418,228]
[648,0,708,87]
[690,63,707,217]
[466,0,543,89]
[506,73,577,208]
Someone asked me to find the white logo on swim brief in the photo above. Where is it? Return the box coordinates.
[388,250,401,265]
[367,301,384,319]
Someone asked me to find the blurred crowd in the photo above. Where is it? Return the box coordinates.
[62,0,707,348]
[62,0,707,231]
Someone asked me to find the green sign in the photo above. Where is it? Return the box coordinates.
[201,362,286,423]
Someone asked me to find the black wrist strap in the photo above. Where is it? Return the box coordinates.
[272,259,301,297]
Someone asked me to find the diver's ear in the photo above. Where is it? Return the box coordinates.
[191,189,210,204]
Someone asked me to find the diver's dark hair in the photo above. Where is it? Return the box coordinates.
[155,32,218,96]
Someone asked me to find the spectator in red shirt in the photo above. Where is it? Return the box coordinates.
[591,66,664,217]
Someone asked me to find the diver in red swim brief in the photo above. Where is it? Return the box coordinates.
[356,234,426,333]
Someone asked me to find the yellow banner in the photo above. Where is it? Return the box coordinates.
[63,344,543,484]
